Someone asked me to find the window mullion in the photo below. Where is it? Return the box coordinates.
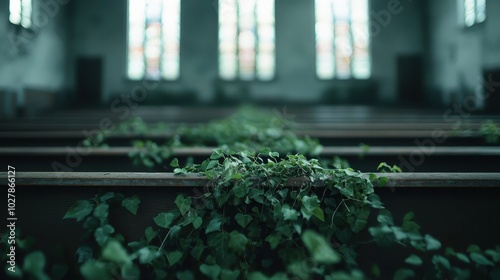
[142,1,148,79]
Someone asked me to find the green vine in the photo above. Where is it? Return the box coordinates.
[53,150,500,279]
[479,120,500,144]
[83,108,323,169]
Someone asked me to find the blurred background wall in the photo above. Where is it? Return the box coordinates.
[0,0,498,111]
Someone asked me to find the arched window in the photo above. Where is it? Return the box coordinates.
[218,0,275,81]
[315,0,370,80]
[127,0,180,80]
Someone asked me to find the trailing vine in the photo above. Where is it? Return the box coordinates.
[50,150,500,279]
[83,108,323,169]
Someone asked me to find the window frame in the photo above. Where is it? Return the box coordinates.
[314,0,372,81]
[125,0,181,82]
[9,0,33,30]
[217,0,277,82]
[460,0,486,28]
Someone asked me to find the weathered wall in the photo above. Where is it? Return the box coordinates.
[0,0,71,108]
[426,0,500,107]
[68,0,427,105]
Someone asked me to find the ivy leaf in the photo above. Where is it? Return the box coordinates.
[281,205,299,221]
[456,253,470,263]
[228,231,248,253]
[470,253,494,266]
[193,217,203,229]
[232,183,248,198]
[348,208,370,233]
[206,160,219,170]
[200,264,221,280]
[403,211,414,222]
[338,245,357,266]
[190,240,204,260]
[145,226,158,243]
[99,192,115,202]
[153,212,175,228]
[93,203,109,222]
[432,255,451,270]
[377,176,389,187]
[167,251,183,266]
[467,244,481,253]
[235,213,253,228]
[265,232,281,250]
[269,151,279,158]
[76,246,93,263]
[277,189,288,199]
[258,148,271,155]
[169,225,181,239]
[425,234,441,250]
[122,196,140,215]
[392,227,407,241]
[344,169,360,177]
[63,200,94,221]
[300,195,320,221]
[405,254,423,266]
[175,196,192,216]
[312,207,325,222]
[210,149,223,160]
[205,217,221,234]
[102,239,131,265]
[23,251,46,278]
[174,168,188,175]
[367,193,384,209]
[80,260,110,280]
[301,230,340,264]
[170,158,179,167]
[485,249,500,262]
[248,188,264,203]
[94,225,115,247]
[377,210,394,225]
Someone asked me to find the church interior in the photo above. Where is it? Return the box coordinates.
[1,0,500,279]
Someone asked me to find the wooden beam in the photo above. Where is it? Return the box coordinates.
[0,130,482,139]
[2,146,500,156]
[3,172,500,188]
[0,122,495,132]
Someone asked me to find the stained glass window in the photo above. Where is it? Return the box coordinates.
[464,0,486,27]
[219,0,275,81]
[315,0,370,80]
[9,0,32,28]
[127,0,180,80]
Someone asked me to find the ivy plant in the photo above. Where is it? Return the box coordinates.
[83,107,323,169]
[55,150,500,279]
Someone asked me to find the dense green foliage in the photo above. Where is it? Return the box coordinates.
[479,120,500,144]
[84,107,322,168]
[4,150,498,279]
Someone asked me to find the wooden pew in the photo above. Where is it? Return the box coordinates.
[0,130,490,147]
[2,105,500,127]
[1,146,500,172]
[1,172,499,277]
[0,121,495,132]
